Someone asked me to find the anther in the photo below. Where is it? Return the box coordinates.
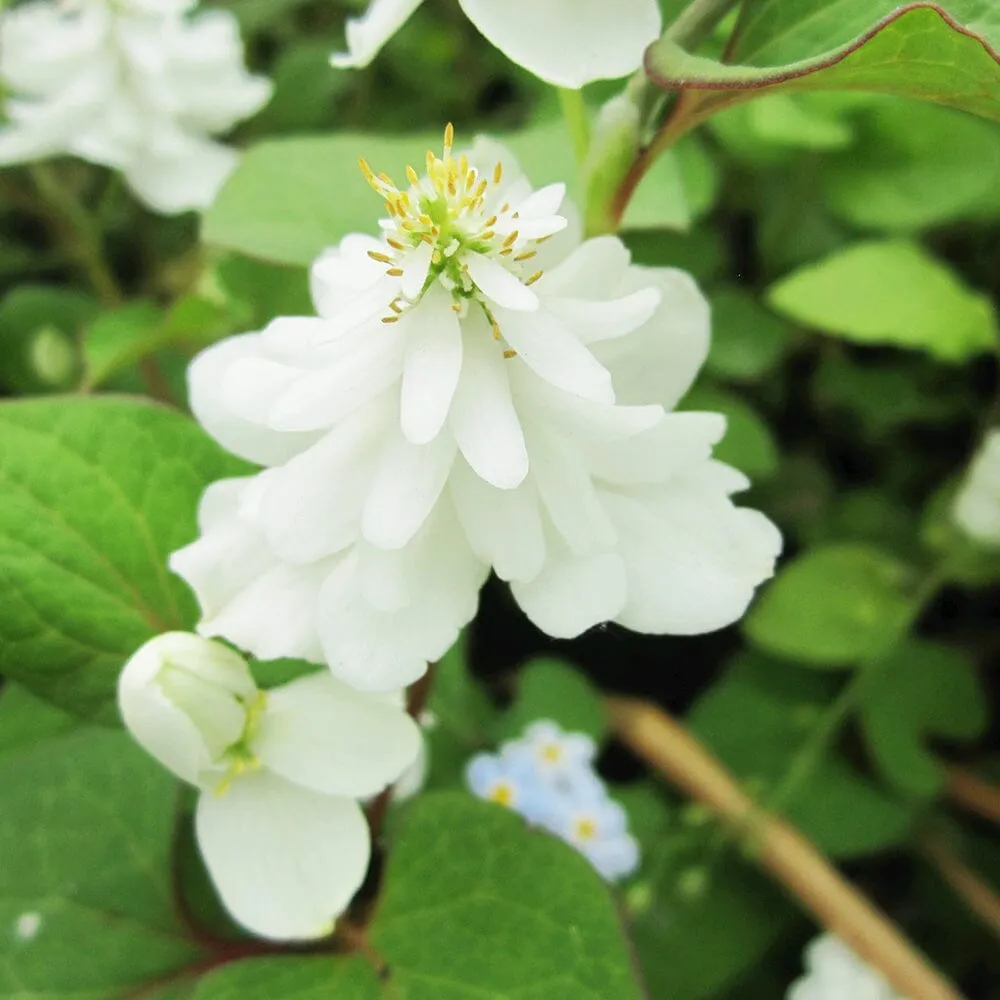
[405,164,420,186]
[503,349,517,359]
[493,162,503,184]
[492,321,502,341]
[387,237,407,250]
[367,250,393,264]
[514,250,537,262]
[443,122,455,156]
[381,315,400,324]
[524,270,544,286]
[502,230,519,248]
[386,267,405,276]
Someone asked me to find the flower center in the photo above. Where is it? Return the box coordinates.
[487,780,516,808]
[358,123,561,351]
[573,816,600,842]
[213,690,268,796]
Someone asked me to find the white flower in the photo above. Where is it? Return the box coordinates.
[118,632,421,940]
[171,129,781,693]
[331,0,662,89]
[952,430,1000,547]
[0,0,272,214]
[788,934,907,1000]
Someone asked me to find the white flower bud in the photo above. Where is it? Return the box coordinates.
[118,632,256,785]
[788,935,907,1000]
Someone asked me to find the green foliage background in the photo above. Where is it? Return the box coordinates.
[1,0,999,997]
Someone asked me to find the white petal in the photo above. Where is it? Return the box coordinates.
[524,422,616,555]
[198,558,331,664]
[497,307,614,403]
[512,549,627,638]
[400,240,433,300]
[330,0,425,67]
[586,411,725,486]
[449,457,546,582]
[449,313,528,489]
[513,182,567,221]
[319,504,486,692]
[257,399,390,562]
[188,334,320,466]
[357,540,411,612]
[310,237,388,320]
[195,772,370,941]
[464,253,539,312]
[118,632,252,785]
[592,266,710,411]
[400,287,463,444]
[458,0,661,87]
[542,236,631,298]
[605,485,782,634]
[124,135,238,215]
[362,424,457,549]
[254,671,421,798]
[545,287,661,345]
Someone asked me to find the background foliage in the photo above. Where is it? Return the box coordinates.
[0,0,999,997]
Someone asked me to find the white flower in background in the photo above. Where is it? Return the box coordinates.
[952,430,1000,547]
[331,0,662,89]
[467,720,639,882]
[172,128,781,693]
[0,0,271,213]
[118,632,421,940]
[788,934,908,1000]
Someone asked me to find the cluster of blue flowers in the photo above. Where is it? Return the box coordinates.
[465,720,639,882]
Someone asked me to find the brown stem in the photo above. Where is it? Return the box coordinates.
[946,766,1000,827]
[608,697,963,1000]
[922,837,1000,941]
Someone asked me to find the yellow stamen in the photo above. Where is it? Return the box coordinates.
[381,315,400,324]
[493,162,503,185]
[386,267,405,277]
[367,250,393,264]
[514,250,537,262]
[405,164,420,186]
[502,230,520,248]
[503,348,518,359]
[443,121,455,156]
[524,270,544,286]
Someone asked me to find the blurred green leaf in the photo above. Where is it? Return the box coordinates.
[0,396,248,721]
[193,957,381,1000]
[647,4,1000,123]
[860,639,988,798]
[705,287,792,381]
[248,42,346,135]
[0,682,77,757]
[821,97,1000,231]
[682,385,779,479]
[0,727,204,996]
[496,657,607,743]
[768,241,997,361]
[745,544,913,667]
[370,793,643,999]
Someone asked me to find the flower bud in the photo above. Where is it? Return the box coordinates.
[953,430,1000,547]
[118,632,257,785]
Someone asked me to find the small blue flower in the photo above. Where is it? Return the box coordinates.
[543,794,640,882]
[501,719,597,791]
[465,752,549,823]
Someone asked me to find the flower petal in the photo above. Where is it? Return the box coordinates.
[512,549,627,639]
[400,287,463,444]
[464,253,539,312]
[449,312,528,489]
[497,306,614,403]
[254,671,421,798]
[362,423,457,550]
[457,0,661,87]
[330,0,425,68]
[195,772,370,940]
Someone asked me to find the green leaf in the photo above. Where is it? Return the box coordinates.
[767,241,997,361]
[0,396,249,721]
[705,287,792,381]
[203,124,579,267]
[0,727,204,997]
[745,544,913,666]
[682,386,779,479]
[192,957,381,1000]
[821,97,1000,231]
[0,682,77,757]
[689,653,911,857]
[82,301,163,389]
[370,793,643,999]
[631,853,797,1000]
[496,657,607,742]
[860,639,988,798]
[646,4,1000,123]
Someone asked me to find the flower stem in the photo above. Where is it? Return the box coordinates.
[557,87,591,166]
[946,766,1000,827]
[29,163,123,306]
[922,836,1000,941]
[608,697,963,1000]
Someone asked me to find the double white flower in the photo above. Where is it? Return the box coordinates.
[332,0,663,89]
[0,0,271,213]
[788,935,908,1000]
[119,632,420,940]
[171,129,781,693]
